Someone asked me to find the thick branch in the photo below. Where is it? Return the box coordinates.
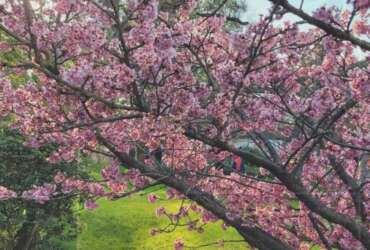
[308,213,332,250]
[329,156,366,222]
[96,131,293,250]
[185,130,370,249]
[268,0,370,51]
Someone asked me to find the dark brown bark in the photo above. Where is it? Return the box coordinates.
[97,132,294,250]
[185,130,370,249]
[14,221,37,250]
[329,156,367,222]
[268,0,370,51]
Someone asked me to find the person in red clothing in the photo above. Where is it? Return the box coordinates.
[232,154,245,173]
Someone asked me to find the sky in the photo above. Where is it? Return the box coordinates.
[242,0,350,22]
[240,0,368,58]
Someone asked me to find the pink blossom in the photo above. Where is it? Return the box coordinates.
[55,0,78,14]
[107,181,127,193]
[166,188,176,199]
[356,0,370,9]
[127,0,138,11]
[87,183,106,196]
[155,206,166,217]
[313,7,333,22]
[150,228,158,236]
[84,199,98,210]
[353,20,369,35]
[22,184,56,204]
[174,239,184,250]
[1,1,369,248]
[54,172,66,184]
[147,194,158,203]
[0,186,17,200]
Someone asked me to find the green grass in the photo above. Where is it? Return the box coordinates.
[52,160,247,250]
[58,190,247,250]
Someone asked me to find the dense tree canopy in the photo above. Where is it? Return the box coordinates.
[0,0,369,249]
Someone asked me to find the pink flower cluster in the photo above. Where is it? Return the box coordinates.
[22,183,57,204]
[0,186,17,200]
[0,0,369,248]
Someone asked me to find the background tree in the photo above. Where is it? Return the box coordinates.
[0,128,87,250]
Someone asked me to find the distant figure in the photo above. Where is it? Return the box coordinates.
[232,155,245,174]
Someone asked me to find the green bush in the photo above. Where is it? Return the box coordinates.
[0,128,87,250]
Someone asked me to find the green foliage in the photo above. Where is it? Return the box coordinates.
[0,32,34,87]
[197,0,247,18]
[156,0,247,31]
[290,199,300,211]
[0,128,87,250]
[197,0,248,30]
[310,245,322,250]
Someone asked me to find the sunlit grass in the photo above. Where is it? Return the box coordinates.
[57,190,247,250]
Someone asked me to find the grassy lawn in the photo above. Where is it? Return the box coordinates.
[55,190,247,250]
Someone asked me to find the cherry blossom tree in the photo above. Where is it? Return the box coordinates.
[0,0,369,249]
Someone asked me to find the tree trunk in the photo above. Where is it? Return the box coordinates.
[14,223,37,250]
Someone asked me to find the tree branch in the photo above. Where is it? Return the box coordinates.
[268,0,370,51]
[95,130,293,250]
[185,130,370,248]
[329,156,366,222]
